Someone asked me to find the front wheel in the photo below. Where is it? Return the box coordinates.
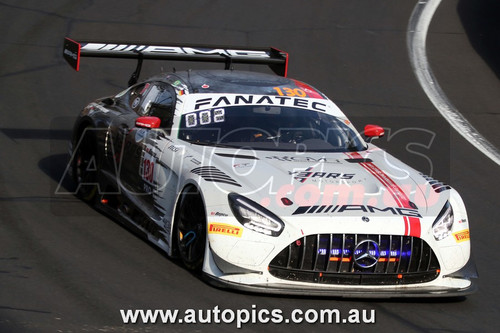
[175,186,207,271]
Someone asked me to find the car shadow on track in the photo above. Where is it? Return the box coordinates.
[38,151,196,270]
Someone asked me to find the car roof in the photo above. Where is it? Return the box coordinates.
[150,69,326,97]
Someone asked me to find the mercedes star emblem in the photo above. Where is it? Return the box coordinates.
[354,239,380,268]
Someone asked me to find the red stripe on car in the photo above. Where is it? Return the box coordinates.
[345,152,421,237]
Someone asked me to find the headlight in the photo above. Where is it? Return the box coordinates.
[228,193,284,237]
[432,201,454,241]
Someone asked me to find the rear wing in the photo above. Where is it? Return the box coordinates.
[63,37,288,85]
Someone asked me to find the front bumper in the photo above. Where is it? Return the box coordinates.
[205,247,478,298]
[204,273,477,298]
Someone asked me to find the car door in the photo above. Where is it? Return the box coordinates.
[108,82,151,194]
[116,81,177,225]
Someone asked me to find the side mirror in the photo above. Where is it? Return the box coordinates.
[136,116,161,129]
[364,124,385,142]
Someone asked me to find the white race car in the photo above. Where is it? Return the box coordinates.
[63,38,477,297]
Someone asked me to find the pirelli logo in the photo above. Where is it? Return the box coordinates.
[453,229,470,243]
[208,223,242,237]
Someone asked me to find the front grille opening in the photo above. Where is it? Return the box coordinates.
[269,234,440,285]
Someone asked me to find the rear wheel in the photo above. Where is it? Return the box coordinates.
[175,186,207,271]
[72,126,99,203]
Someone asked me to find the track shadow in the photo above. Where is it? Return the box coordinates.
[37,153,189,270]
[0,128,72,141]
[37,153,98,217]
[458,0,500,80]
[38,153,75,192]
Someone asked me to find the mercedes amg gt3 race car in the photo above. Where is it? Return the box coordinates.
[62,38,477,297]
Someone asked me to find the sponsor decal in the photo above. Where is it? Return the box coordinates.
[453,229,470,243]
[233,162,252,169]
[210,212,229,217]
[63,48,78,60]
[193,94,327,111]
[167,78,188,92]
[167,144,179,153]
[292,204,422,217]
[82,43,271,59]
[208,223,242,237]
[183,155,201,165]
[289,166,355,183]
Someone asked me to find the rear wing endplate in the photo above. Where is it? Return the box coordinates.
[63,37,288,85]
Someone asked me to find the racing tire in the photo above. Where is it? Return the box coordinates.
[175,186,207,272]
[72,126,99,204]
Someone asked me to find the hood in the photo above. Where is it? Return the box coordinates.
[189,146,451,220]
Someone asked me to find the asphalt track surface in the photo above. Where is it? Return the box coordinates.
[0,0,499,332]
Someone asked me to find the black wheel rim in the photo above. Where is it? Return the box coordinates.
[177,191,206,270]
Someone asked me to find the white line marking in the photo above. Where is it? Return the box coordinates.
[407,0,500,166]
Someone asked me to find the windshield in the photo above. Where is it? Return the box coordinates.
[178,105,366,152]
